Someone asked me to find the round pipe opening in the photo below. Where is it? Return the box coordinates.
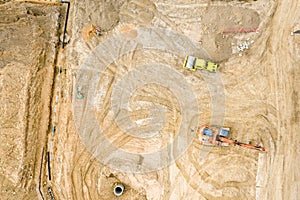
[114,184,124,196]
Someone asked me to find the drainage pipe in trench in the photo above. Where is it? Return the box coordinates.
[113,184,125,196]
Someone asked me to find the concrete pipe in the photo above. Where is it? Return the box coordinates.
[113,184,124,196]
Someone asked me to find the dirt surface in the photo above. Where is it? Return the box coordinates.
[0,0,299,200]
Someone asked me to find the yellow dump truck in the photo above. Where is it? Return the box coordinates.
[183,56,218,72]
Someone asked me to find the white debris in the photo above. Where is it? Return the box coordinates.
[49,141,53,152]
[237,41,251,52]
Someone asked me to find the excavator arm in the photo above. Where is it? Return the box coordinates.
[218,137,266,152]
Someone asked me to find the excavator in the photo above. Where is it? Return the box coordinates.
[198,125,266,152]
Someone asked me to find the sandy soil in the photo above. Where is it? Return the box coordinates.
[0,0,299,200]
[0,1,62,199]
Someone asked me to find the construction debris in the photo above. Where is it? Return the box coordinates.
[237,38,255,54]
[48,186,55,200]
[51,125,56,136]
[77,92,84,99]
[76,86,84,99]
[291,30,300,35]
[82,24,101,41]
[237,41,249,51]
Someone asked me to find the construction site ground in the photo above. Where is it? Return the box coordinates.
[0,0,299,199]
